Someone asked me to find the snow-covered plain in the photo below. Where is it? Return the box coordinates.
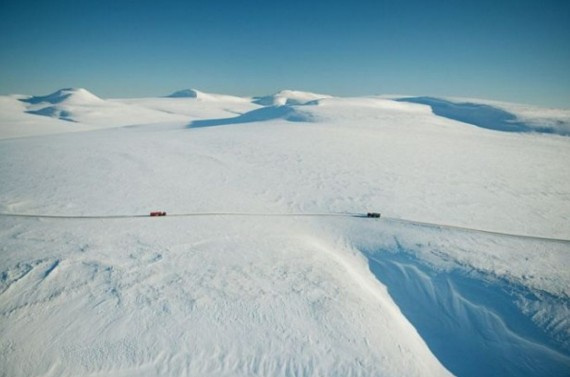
[0,88,569,376]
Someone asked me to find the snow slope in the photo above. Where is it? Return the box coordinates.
[0,88,261,140]
[0,89,569,377]
[0,95,95,139]
[398,96,570,136]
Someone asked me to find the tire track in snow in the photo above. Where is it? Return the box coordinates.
[0,211,568,243]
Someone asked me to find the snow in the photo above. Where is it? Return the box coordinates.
[443,96,570,133]
[253,90,332,106]
[22,88,104,105]
[398,96,570,136]
[0,89,569,376]
[0,95,95,139]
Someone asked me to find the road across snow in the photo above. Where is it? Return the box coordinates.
[0,89,569,376]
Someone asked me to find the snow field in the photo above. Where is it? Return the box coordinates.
[0,216,451,377]
[0,88,569,376]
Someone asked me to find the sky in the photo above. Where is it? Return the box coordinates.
[1,0,569,107]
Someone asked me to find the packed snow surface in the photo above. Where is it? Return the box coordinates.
[0,89,569,377]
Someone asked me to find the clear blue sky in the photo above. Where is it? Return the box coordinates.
[1,0,569,107]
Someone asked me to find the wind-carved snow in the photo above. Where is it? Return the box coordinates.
[0,88,569,376]
[369,251,570,376]
[398,96,570,136]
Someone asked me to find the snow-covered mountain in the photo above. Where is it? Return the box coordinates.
[1,88,569,377]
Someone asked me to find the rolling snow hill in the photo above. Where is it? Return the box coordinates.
[0,88,569,377]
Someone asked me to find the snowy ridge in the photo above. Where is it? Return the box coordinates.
[398,96,570,136]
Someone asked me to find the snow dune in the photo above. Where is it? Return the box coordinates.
[0,88,569,376]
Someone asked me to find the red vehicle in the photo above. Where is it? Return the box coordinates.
[150,211,167,217]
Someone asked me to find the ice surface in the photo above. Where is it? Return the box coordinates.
[0,89,569,376]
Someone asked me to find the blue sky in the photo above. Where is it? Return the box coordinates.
[1,0,569,107]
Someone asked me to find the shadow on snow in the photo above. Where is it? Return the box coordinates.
[367,249,570,377]
[398,97,565,135]
[188,105,315,128]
